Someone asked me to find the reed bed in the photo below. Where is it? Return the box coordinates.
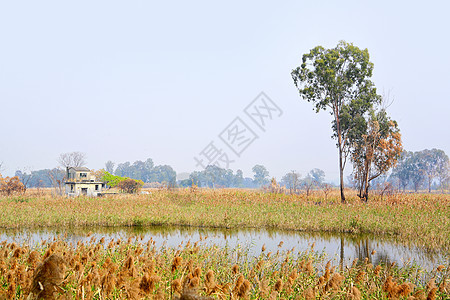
[0,189,449,254]
[0,235,448,299]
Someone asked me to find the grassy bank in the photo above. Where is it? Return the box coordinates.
[0,189,449,253]
[0,236,448,299]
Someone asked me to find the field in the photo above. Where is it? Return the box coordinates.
[0,189,449,299]
[0,189,449,253]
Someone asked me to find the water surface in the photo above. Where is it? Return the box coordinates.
[0,226,447,270]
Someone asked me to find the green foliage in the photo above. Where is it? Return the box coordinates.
[186,167,249,188]
[9,196,30,203]
[101,172,127,188]
[113,158,176,184]
[292,41,381,202]
[101,172,144,192]
[291,40,380,115]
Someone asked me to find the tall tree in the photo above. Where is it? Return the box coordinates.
[47,168,65,195]
[204,165,221,188]
[281,171,301,194]
[421,149,449,193]
[292,41,380,203]
[435,150,449,192]
[152,165,176,186]
[301,174,315,197]
[234,169,244,188]
[391,151,413,192]
[145,158,154,171]
[410,152,426,192]
[131,160,147,180]
[189,171,202,187]
[115,162,131,177]
[252,165,269,187]
[350,109,403,201]
[105,160,115,174]
[309,168,325,185]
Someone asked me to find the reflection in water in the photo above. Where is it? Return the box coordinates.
[340,237,344,271]
[0,226,447,270]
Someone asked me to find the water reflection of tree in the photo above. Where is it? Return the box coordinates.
[352,237,393,266]
[354,238,371,263]
[337,235,393,268]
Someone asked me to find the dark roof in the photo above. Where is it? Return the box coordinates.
[68,167,90,172]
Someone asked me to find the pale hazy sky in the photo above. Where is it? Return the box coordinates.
[1,1,449,181]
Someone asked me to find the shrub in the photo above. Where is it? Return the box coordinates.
[0,175,25,195]
[117,178,144,194]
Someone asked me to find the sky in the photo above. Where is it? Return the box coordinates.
[0,1,449,182]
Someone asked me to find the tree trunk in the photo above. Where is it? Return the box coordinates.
[335,103,346,203]
[337,132,346,203]
[339,158,346,203]
[364,184,370,202]
[363,167,370,202]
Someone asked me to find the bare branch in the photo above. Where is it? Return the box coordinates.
[71,152,87,167]
[58,152,87,168]
[381,89,395,109]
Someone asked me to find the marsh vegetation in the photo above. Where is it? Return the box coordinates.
[0,189,449,298]
[0,233,449,299]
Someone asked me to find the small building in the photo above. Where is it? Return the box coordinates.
[64,167,105,197]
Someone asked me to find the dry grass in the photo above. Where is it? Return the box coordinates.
[0,189,449,253]
[0,236,449,299]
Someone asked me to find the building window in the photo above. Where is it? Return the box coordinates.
[95,185,99,191]
[80,173,87,178]
[71,184,74,192]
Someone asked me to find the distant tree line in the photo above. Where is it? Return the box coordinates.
[388,149,449,192]
[106,158,177,186]
[12,154,178,189]
[280,168,326,195]
[179,165,264,188]
[15,168,65,189]
[179,165,330,192]
[9,148,449,193]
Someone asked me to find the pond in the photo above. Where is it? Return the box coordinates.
[0,226,447,270]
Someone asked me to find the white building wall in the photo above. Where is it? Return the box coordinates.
[65,182,103,197]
